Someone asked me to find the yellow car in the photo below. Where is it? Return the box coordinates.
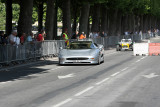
[116,39,133,51]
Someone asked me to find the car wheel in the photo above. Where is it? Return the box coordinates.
[97,56,101,65]
[101,55,104,63]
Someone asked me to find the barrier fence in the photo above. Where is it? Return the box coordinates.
[0,33,151,66]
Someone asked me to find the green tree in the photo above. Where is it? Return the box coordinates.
[0,2,5,30]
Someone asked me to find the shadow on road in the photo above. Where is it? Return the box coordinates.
[0,60,59,82]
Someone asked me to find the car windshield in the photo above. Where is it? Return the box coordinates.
[122,39,131,42]
[68,41,96,49]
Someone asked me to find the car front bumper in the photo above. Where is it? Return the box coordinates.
[59,57,99,65]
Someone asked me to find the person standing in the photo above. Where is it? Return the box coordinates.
[71,31,79,39]
[20,33,26,45]
[9,30,17,45]
[27,32,33,43]
[0,31,8,45]
[62,29,69,46]
[37,30,46,41]
[79,32,86,39]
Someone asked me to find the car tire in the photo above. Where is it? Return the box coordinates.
[101,55,104,63]
[97,56,101,65]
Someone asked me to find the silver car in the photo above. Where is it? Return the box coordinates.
[58,40,104,65]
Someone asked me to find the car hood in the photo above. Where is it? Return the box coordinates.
[59,49,98,57]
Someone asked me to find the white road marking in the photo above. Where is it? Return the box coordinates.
[74,86,94,96]
[140,57,145,60]
[96,78,110,85]
[111,72,120,77]
[121,67,129,71]
[58,73,75,79]
[0,66,64,85]
[142,73,159,79]
[136,60,141,62]
[53,98,72,107]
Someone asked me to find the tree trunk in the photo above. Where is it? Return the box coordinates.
[79,3,90,35]
[72,7,77,33]
[134,15,139,32]
[143,14,150,32]
[54,0,58,40]
[62,0,72,37]
[5,0,12,35]
[116,11,122,36]
[38,2,44,32]
[151,16,157,29]
[45,0,55,40]
[91,4,101,32]
[101,6,108,33]
[157,19,160,30]
[108,9,118,36]
[124,15,129,32]
[128,14,135,33]
[140,15,143,32]
[18,0,33,35]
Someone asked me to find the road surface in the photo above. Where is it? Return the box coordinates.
[0,38,160,107]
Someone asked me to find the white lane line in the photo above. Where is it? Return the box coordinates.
[96,78,110,85]
[136,60,141,62]
[121,67,129,71]
[0,67,64,85]
[140,57,145,60]
[74,86,94,96]
[111,72,120,77]
[53,98,72,107]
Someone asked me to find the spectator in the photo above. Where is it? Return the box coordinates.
[37,30,46,41]
[89,32,93,38]
[20,33,26,44]
[92,32,99,38]
[148,30,152,37]
[9,30,17,45]
[124,30,129,36]
[62,29,69,46]
[100,31,107,37]
[79,32,86,39]
[0,31,8,45]
[71,31,79,39]
[33,34,37,42]
[15,35,20,45]
[27,32,33,43]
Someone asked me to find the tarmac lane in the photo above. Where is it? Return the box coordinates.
[0,49,159,107]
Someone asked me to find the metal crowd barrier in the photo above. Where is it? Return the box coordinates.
[0,34,151,66]
[0,40,66,66]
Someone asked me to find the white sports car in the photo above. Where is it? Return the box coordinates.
[58,40,104,65]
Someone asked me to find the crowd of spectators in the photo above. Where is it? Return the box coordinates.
[71,31,107,40]
[0,29,46,46]
[123,28,160,38]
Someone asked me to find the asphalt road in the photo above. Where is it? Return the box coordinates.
[0,38,160,107]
